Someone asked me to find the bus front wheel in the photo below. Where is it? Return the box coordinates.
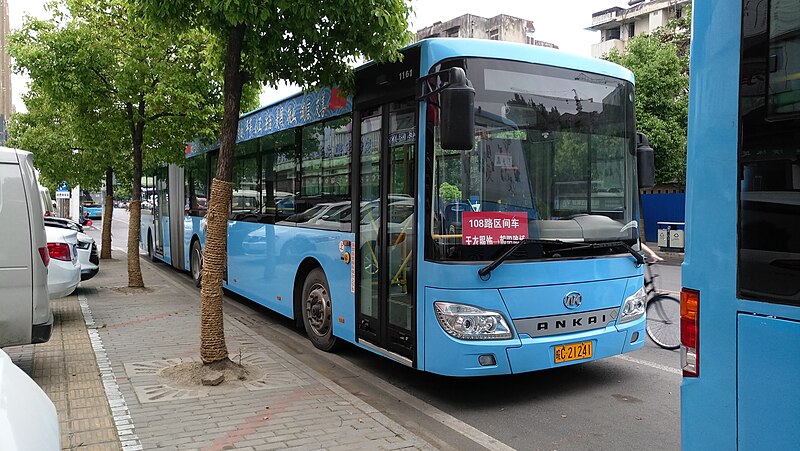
[301,268,338,352]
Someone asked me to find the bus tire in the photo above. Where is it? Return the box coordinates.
[190,240,202,287]
[301,268,338,352]
[147,232,156,262]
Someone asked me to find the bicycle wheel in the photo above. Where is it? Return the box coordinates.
[646,294,681,350]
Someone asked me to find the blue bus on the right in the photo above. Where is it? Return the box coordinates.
[683,1,800,449]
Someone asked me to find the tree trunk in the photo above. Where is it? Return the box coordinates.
[199,23,245,364]
[128,121,145,287]
[101,167,114,259]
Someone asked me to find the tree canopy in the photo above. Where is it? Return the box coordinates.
[8,88,126,191]
[136,0,413,93]
[8,0,263,183]
[605,12,690,184]
[9,0,257,287]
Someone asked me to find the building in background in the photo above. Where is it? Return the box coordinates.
[416,14,558,49]
[0,0,11,144]
[588,0,690,58]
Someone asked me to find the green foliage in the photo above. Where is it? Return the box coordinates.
[135,0,414,94]
[554,132,589,182]
[604,11,690,184]
[439,182,462,202]
[7,0,250,185]
[8,90,119,190]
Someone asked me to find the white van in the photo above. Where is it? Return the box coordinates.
[0,147,52,347]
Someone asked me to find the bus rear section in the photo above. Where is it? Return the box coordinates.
[682,0,800,448]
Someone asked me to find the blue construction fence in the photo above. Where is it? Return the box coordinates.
[641,193,685,243]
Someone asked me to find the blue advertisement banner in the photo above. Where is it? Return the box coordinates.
[186,87,353,158]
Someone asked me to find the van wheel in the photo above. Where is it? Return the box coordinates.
[301,268,338,352]
[190,240,202,287]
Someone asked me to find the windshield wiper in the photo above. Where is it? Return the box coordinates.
[477,239,643,279]
[544,241,644,267]
[478,239,566,279]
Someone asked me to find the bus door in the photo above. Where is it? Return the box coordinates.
[356,100,417,364]
[153,167,169,258]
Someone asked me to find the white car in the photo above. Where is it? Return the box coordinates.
[0,349,60,450]
[44,217,99,280]
[76,232,99,280]
[44,226,81,299]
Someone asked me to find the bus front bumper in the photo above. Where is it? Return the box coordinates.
[423,314,645,377]
[506,317,645,374]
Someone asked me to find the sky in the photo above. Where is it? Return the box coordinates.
[7,0,617,112]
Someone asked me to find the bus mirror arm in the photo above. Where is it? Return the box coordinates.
[636,132,655,189]
[418,67,475,151]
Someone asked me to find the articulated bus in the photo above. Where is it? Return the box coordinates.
[141,38,654,376]
[681,1,800,449]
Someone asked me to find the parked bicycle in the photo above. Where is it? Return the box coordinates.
[643,259,681,350]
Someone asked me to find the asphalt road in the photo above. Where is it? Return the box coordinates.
[97,209,682,451]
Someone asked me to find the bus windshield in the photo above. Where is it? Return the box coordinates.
[429,58,638,261]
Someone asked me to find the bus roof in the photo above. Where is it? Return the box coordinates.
[187,38,634,157]
[240,38,634,121]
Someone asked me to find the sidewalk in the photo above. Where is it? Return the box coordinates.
[8,251,435,451]
[5,292,121,450]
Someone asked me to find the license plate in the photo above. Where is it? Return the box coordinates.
[554,341,593,363]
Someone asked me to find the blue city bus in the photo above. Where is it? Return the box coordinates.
[81,191,104,219]
[682,1,800,448]
[141,38,653,376]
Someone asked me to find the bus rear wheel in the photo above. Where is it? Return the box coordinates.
[147,232,155,262]
[190,240,202,287]
[301,268,338,352]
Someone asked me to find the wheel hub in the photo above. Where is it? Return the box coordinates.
[306,283,331,337]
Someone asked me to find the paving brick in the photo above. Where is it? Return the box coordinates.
[8,250,435,451]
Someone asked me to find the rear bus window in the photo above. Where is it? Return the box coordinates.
[737,0,800,305]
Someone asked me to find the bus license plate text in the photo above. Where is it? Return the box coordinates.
[554,341,593,364]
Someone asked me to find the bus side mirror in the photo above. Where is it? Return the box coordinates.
[636,132,655,189]
[439,68,475,150]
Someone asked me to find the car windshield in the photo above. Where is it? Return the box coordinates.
[427,58,638,262]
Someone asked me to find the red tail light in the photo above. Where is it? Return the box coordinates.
[680,288,700,377]
[44,211,51,217]
[48,242,71,261]
[38,247,50,267]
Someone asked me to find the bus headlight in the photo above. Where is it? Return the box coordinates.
[619,287,646,324]
[434,302,512,340]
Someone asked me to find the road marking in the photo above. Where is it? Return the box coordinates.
[614,354,682,376]
[78,294,143,451]
[114,217,129,225]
